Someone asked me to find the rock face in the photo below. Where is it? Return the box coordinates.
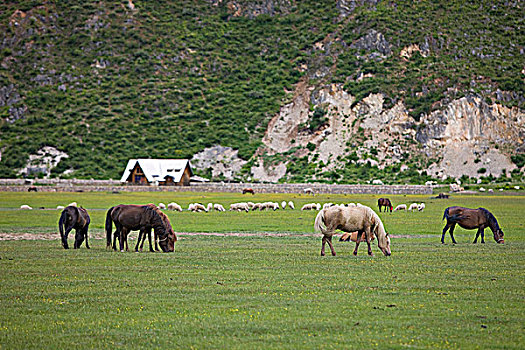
[191,145,247,180]
[17,146,68,178]
[417,96,523,178]
[251,81,524,182]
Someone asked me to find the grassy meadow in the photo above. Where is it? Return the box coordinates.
[0,191,524,349]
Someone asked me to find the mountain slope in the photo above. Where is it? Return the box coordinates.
[0,0,523,182]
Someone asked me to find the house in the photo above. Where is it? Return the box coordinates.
[120,159,193,186]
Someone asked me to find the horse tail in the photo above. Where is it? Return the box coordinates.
[58,209,68,239]
[442,207,450,221]
[105,206,115,248]
[443,207,464,223]
[314,209,327,234]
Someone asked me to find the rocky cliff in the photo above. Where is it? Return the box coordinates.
[251,82,523,182]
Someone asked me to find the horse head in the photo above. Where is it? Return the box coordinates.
[379,233,391,256]
[494,228,504,244]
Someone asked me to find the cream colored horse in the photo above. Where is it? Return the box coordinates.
[314,205,391,256]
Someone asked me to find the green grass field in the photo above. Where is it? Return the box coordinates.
[0,191,524,349]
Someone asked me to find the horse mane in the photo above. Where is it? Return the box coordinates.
[478,207,500,230]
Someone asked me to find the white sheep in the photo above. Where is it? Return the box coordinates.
[288,201,295,210]
[408,203,419,211]
[281,201,287,210]
[188,203,195,211]
[304,187,314,195]
[213,203,226,212]
[68,202,77,207]
[158,203,166,210]
[206,203,213,212]
[20,204,33,210]
[167,202,183,211]
[417,203,426,211]
[393,204,407,211]
[192,203,208,212]
[301,203,318,211]
[230,203,249,212]
[56,205,65,210]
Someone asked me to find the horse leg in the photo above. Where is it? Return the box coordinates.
[353,231,363,255]
[321,236,327,256]
[74,228,84,249]
[154,230,159,252]
[119,228,127,252]
[62,224,73,249]
[146,228,154,252]
[135,229,145,252]
[480,227,485,243]
[449,223,457,244]
[442,222,453,244]
[365,228,373,256]
[84,226,90,249]
[327,236,336,256]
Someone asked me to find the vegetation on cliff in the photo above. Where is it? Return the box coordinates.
[0,0,523,180]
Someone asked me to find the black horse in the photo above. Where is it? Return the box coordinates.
[105,204,175,252]
[58,206,91,249]
[378,198,393,212]
[442,206,504,244]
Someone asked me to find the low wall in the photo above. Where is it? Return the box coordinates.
[0,180,432,195]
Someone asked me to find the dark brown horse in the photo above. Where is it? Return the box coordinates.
[105,204,175,252]
[136,205,177,252]
[58,206,91,249]
[242,188,255,195]
[378,198,393,212]
[442,206,504,244]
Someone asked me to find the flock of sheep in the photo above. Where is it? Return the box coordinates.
[121,201,426,213]
[18,200,427,213]
[393,203,426,212]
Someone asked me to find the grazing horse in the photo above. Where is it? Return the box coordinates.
[378,198,393,212]
[242,188,255,195]
[136,205,177,252]
[442,206,504,244]
[58,206,91,249]
[105,204,175,252]
[314,205,391,257]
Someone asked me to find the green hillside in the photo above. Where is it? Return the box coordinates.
[0,0,523,180]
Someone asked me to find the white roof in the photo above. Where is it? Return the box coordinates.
[120,159,192,183]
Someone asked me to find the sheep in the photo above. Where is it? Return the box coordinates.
[192,203,208,212]
[213,204,226,212]
[247,202,255,210]
[20,204,33,210]
[322,203,334,209]
[288,201,295,210]
[393,204,407,211]
[301,203,318,211]
[281,201,287,210]
[230,203,249,212]
[167,202,183,211]
[304,187,314,195]
[206,203,213,212]
[408,203,419,211]
[417,203,426,211]
[56,205,65,210]
[188,203,195,211]
[68,202,78,207]
[158,203,166,210]
[252,203,262,211]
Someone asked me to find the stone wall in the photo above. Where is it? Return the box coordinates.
[0,179,432,194]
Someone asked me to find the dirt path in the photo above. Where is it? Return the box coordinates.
[0,231,437,241]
